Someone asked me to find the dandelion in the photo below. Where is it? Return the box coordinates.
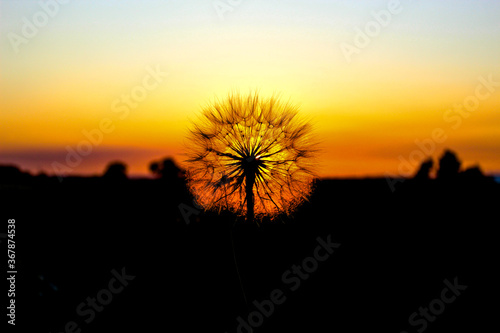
[184,92,318,222]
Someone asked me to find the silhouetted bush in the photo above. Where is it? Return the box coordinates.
[413,158,433,180]
[437,149,461,180]
[149,157,184,180]
[103,161,128,180]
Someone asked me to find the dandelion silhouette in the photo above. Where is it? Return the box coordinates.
[185,92,317,223]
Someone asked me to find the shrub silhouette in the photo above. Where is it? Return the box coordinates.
[437,149,461,180]
[413,158,434,180]
[149,157,184,180]
[103,161,128,180]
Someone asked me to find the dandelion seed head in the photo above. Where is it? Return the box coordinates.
[184,92,318,221]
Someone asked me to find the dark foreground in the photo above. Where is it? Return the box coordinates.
[2,171,499,332]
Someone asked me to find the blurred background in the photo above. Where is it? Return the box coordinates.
[1,0,500,178]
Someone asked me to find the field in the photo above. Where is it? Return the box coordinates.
[3,170,498,332]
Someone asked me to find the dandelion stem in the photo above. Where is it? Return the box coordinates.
[230,219,250,312]
[245,170,255,223]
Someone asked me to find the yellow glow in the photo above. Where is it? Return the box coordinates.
[2,1,500,177]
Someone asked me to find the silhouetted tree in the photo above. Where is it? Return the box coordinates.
[149,157,184,180]
[103,161,128,180]
[437,150,461,180]
[413,158,433,180]
[461,165,487,182]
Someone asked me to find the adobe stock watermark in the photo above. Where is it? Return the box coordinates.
[340,0,403,64]
[386,73,500,192]
[213,0,243,21]
[49,267,135,333]
[226,234,340,333]
[51,65,168,181]
[401,277,467,333]
[178,200,202,225]
[8,0,71,54]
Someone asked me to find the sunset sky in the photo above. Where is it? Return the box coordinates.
[1,0,499,178]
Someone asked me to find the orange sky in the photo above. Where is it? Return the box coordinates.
[1,1,500,178]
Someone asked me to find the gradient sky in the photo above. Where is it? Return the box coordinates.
[1,0,499,178]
